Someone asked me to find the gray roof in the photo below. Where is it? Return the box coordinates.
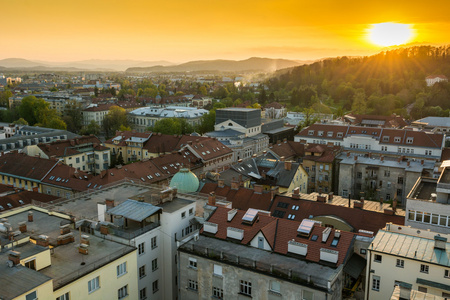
[343,253,366,279]
[370,230,450,267]
[206,129,243,137]
[108,199,162,222]
[415,117,450,127]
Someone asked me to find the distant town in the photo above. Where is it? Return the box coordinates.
[0,48,449,300]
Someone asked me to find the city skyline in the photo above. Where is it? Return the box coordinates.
[2,0,450,63]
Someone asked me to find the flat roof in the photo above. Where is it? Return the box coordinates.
[108,199,161,222]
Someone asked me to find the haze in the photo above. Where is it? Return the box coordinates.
[2,0,450,63]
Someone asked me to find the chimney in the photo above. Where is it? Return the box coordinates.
[317,194,327,203]
[227,209,238,221]
[284,161,292,171]
[270,186,279,200]
[383,208,394,215]
[322,227,331,242]
[407,161,410,167]
[100,224,109,235]
[421,159,424,165]
[28,211,33,222]
[8,251,20,265]
[354,200,364,209]
[18,221,27,233]
[254,184,263,194]
[105,199,115,209]
[328,192,333,201]
[354,156,358,161]
[78,243,89,255]
[381,156,384,162]
[218,179,225,188]
[208,192,216,206]
[36,235,49,247]
[81,234,90,245]
[346,152,350,157]
[434,235,447,250]
[231,178,239,190]
[57,233,75,245]
[292,187,300,199]
[368,153,372,158]
[60,224,71,235]
[280,156,285,162]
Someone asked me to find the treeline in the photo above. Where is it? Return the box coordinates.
[267,45,450,119]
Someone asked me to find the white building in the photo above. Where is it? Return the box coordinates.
[366,223,450,300]
[426,75,448,87]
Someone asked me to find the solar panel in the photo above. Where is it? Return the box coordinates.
[297,219,315,236]
[242,208,258,224]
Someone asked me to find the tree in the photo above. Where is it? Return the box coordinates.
[0,90,12,108]
[46,118,67,130]
[297,108,318,132]
[149,118,193,135]
[13,118,28,125]
[103,106,130,138]
[64,100,83,133]
[116,152,125,166]
[17,96,64,128]
[196,110,216,134]
[351,89,367,114]
[81,120,101,136]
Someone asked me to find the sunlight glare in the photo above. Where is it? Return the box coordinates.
[368,23,413,47]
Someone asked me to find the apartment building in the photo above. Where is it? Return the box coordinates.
[366,223,450,300]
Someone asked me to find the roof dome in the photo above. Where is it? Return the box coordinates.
[169,168,199,193]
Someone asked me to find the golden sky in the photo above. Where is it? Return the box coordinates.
[1,0,449,62]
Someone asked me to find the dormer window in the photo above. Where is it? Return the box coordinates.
[406,137,414,144]
[318,131,324,137]
[337,132,343,138]
[327,132,333,137]
[394,137,401,143]
[308,130,314,136]
[383,136,389,142]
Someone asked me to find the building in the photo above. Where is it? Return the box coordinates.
[22,136,110,174]
[264,102,287,119]
[82,102,141,127]
[0,206,138,300]
[284,112,333,127]
[405,160,450,234]
[178,206,357,300]
[410,117,450,134]
[105,131,233,172]
[426,75,448,86]
[128,106,208,132]
[206,108,269,160]
[366,223,450,300]
[338,153,435,205]
[261,119,295,144]
[343,113,407,129]
[295,124,445,162]
[302,143,342,194]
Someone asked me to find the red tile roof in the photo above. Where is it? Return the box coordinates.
[204,206,355,266]
[37,136,103,158]
[0,152,59,181]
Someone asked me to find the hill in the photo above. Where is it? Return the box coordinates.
[126,57,304,73]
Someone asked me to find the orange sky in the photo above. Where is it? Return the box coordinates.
[1,0,449,62]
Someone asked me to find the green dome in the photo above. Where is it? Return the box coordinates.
[169,168,199,193]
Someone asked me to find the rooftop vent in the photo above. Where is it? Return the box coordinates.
[227,227,244,240]
[320,248,339,264]
[322,227,332,243]
[434,235,447,250]
[203,222,218,234]
[228,209,238,222]
[288,240,308,256]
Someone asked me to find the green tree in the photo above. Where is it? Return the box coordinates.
[81,120,101,136]
[297,108,318,132]
[0,90,12,108]
[351,89,367,114]
[149,118,193,135]
[63,100,83,133]
[196,110,216,134]
[13,118,28,125]
[46,118,67,130]
[103,106,130,138]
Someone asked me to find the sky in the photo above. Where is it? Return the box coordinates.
[1,0,450,63]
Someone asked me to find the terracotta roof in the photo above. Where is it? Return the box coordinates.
[0,152,59,181]
[179,136,233,161]
[41,164,93,192]
[268,141,305,160]
[441,148,450,162]
[270,195,404,234]
[344,113,408,128]
[264,102,285,109]
[426,75,448,79]
[0,190,58,212]
[37,136,103,157]
[200,183,272,211]
[303,143,341,163]
[297,124,444,149]
[204,206,355,266]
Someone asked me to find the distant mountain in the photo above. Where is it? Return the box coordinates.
[126,57,304,73]
[0,58,175,71]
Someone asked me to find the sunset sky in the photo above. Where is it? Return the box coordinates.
[2,0,450,63]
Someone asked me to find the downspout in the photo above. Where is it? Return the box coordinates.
[366,249,372,300]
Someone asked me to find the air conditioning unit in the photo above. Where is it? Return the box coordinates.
[194,233,199,241]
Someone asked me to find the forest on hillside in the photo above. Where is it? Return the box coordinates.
[266,45,450,119]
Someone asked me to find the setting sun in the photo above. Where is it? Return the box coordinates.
[368,22,414,47]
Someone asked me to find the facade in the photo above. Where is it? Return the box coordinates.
[284,112,333,127]
[178,206,357,300]
[405,160,450,234]
[426,75,448,86]
[128,106,208,132]
[338,153,435,205]
[295,124,445,162]
[302,143,342,194]
[410,117,450,134]
[22,136,110,174]
[343,113,408,129]
[366,223,450,300]
[82,102,141,126]
[206,108,269,160]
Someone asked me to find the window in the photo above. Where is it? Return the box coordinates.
[88,276,100,293]
[56,292,70,300]
[357,172,362,179]
[386,193,391,201]
[152,280,159,293]
[25,291,37,300]
[308,130,314,135]
[213,264,223,276]
[189,208,194,215]
[139,265,146,279]
[360,249,366,255]
[374,254,382,263]
[372,276,380,291]
[337,132,343,138]
[445,270,450,278]
[76,157,80,163]
[442,292,450,299]
[181,212,186,219]
[240,280,252,296]
[138,242,145,255]
[152,258,158,271]
[398,177,404,184]
[189,257,197,268]
[188,279,198,291]
[420,264,429,274]
[151,236,157,249]
[270,281,281,293]
[117,262,127,277]
[418,286,427,293]
[118,285,128,299]
[139,288,146,300]
[394,137,401,143]
[384,170,390,177]
[213,286,224,299]
[396,259,404,268]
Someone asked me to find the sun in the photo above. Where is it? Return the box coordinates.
[368,23,414,47]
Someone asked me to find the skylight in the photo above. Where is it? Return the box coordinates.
[297,219,315,237]
[242,208,258,224]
